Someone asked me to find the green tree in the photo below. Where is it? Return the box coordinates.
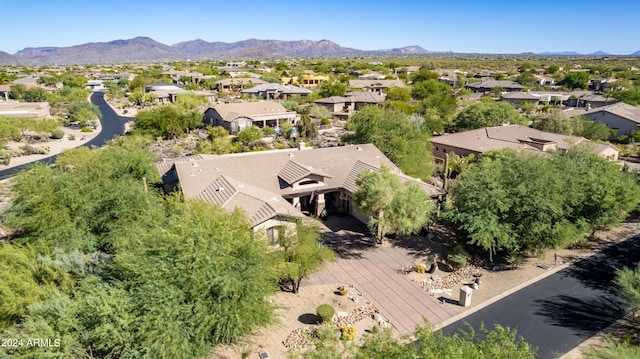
[446,148,640,259]
[206,125,229,139]
[236,125,263,144]
[68,101,102,127]
[296,114,318,140]
[353,166,435,243]
[454,100,527,131]
[386,86,411,101]
[134,104,202,139]
[275,223,336,294]
[289,323,536,359]
[411,69,439,83]
[560,72,590,89]
[345,105,434,180]
[318,82,346,98]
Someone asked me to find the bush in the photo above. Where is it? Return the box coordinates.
[338,286,347,296]
[340,326,357,341]
[80,127,93,133]
[0,150,11,165]
[68,134,76,140]
[416,264,426,274]
[19,144,49,155]
[262,126,275,136]
[49,129,65,139]
[316,304,335,324]
[447,254,468,270]
[320,118,332,126]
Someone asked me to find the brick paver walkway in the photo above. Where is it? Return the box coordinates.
[304,216,458,335]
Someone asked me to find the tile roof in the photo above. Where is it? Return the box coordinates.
[278,160,332,185]
[348,80,406,88]
[210,101,293,122]
[161,144,445,226]
[466,80,525,89]
[240,83,312,95]
[430,125,589,153]
[584,102,640,123]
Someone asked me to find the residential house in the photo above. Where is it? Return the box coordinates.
[279,70,330,88]
[563,92,618,109]
[392,66,421,75]
[0,101,51,118]
[348,80,405,94]
[358,72,387,80]
[314,92,385,117]
[159,70,206,84]
[500,92,556,109]
[156,144,444,236]
[215,78,267,92]
[465,80,525,93]
[240,83,311,100]
[203,101,297,134]
[86,80,107,91]
[581,102,640,136]
[533,74,555,86]
[430,125,619,161]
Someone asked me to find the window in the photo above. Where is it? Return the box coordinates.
[299,180,319,186]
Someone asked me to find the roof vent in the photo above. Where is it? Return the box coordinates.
[216,187,225,192]
[192,162,199,167]
[289,153,294,157]
[356,146,363,151]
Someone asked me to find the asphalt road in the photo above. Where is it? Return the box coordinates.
[0,92,130,180]
[440,229,640,359]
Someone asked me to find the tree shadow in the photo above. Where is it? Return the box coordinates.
[534,294,631,338]
[562,234,640,291]
[320,215,373,259]
[298,313,318,325]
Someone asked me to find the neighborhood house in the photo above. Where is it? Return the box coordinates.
[156,144,444,238]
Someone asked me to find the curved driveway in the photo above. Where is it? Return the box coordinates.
[0,92,130,180]
[440,225,640,359]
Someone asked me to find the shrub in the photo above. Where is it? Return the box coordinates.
[447,254,468,270]
[316,304,335,324]
[416,264,426,274]
[49,129,65,139]
[68,134,76,140]
[262,126,275,136]
[340,326,357,341]
[338,286,347,296]
[19,144,49,155]
[274,143,287,150]
[0,150,11,165]
[320,118,332,126]
[80,127,93,133]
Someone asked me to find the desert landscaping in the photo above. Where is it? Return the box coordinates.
[212,219,640,359]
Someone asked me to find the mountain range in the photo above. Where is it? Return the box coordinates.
[1,37,638,65]
[2,37,439,65]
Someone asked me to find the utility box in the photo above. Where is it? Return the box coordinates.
[459,286,473,307]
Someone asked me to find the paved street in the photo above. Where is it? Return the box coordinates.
[304,216,458,335]
[440,226,640,359]
[0,92,130,179]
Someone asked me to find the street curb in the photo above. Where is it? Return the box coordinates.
[432,261,571,332]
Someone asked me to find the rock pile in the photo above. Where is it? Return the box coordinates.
[421,265,480,292]
[332,303,378,326]
[283,327,318,349]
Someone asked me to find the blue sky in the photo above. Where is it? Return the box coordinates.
[1,0,638,55]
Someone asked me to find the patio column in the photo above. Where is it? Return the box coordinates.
[315,193,325,217]
[292,197,300,209]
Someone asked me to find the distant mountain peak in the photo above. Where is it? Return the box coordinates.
[2,37,436,65]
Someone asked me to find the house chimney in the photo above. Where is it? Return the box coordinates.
[298,141,305,150]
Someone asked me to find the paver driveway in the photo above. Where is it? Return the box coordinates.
[304,216,458,335]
